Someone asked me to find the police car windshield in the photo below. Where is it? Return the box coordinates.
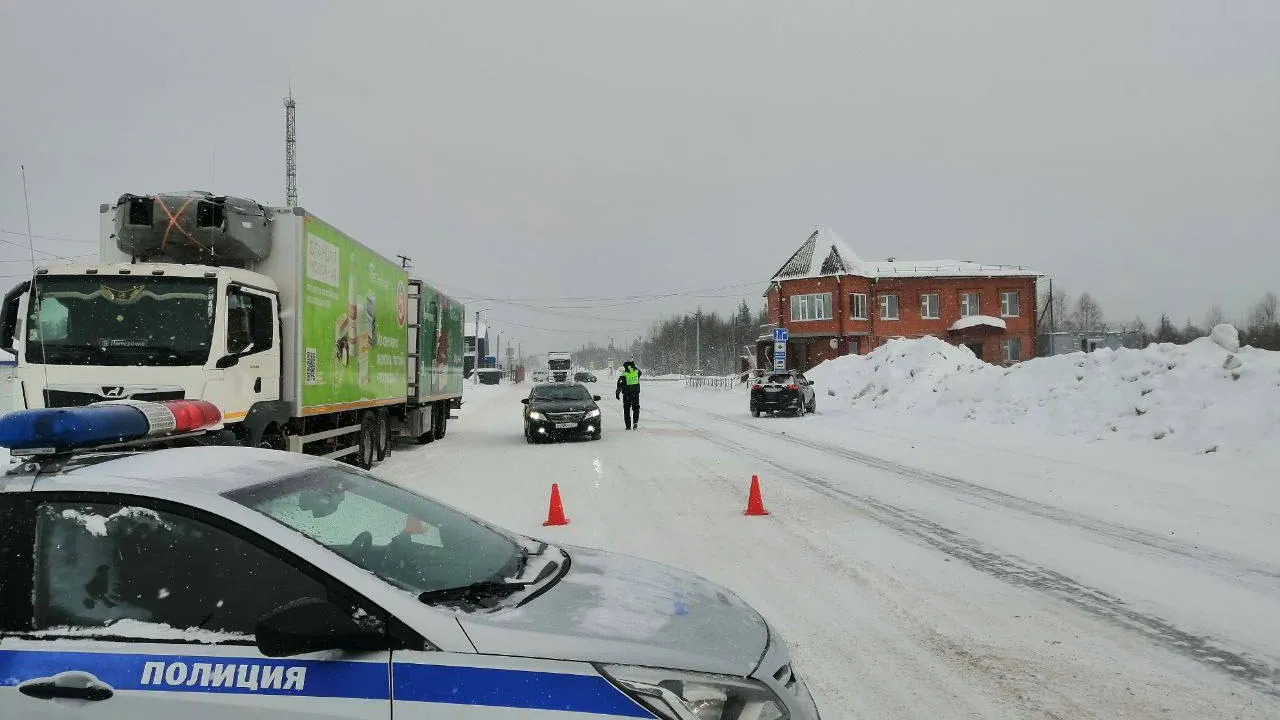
[228,467,521,596]
[531,385,592,402]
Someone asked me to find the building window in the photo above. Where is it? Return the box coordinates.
[920,293,940,319]
[1001,291,1020,317]
[790,293,833,322]
[879,294,899,320]
[849,293,868,320]
[1001,337,1022,362]
[960,292,981,317]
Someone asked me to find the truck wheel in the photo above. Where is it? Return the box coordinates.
[353,415,376,469]
[257,425,287,451]
[433,403,448,440]
[375,410,391,461]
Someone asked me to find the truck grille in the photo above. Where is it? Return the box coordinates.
[44,389,185,408]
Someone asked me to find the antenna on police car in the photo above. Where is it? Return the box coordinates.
[20,165,51,394]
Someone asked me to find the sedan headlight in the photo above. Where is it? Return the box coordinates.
[528,411,547,421]
[585,408,602,419]
[601,665,787,720]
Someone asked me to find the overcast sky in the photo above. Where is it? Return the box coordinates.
[2,1,1277,355]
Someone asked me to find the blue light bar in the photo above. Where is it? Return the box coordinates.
[0,405,151,452]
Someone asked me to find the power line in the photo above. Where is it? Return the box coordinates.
[0,228,95,244]
[486,316,645,334]
[0,253,95,264]
[444,279,766,307]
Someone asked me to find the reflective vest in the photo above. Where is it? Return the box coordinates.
[622,368,640,386]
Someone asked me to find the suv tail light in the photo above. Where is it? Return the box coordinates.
[787,384,799,390]
[751,384,762,391]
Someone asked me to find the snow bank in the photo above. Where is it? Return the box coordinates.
[807,330,1280,456]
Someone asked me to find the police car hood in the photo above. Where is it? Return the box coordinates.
[459,545,769,676]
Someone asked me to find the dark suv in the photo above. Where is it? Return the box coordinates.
[750,370,816,417]
[523,383,603,443]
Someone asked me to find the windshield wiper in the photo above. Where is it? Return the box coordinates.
[417,579,532,606]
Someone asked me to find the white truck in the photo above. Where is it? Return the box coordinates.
[0,191,465,468]
[547,351,573,382]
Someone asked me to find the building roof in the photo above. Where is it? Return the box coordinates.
[769,226,1042,282]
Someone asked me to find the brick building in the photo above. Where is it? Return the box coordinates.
[758,228,1042,372]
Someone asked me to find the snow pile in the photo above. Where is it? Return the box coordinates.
[808,328,1280,456]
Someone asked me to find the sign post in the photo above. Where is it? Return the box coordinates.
[772,328,788,371]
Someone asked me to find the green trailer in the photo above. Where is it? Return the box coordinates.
[406,281,465,441]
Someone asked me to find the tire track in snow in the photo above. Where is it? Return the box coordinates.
[674,401,1280,590]
[648,402,1280,700]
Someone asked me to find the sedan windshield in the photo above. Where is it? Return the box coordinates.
[26,275,216,366]
[531,385,593,402]
[227,467,521,595]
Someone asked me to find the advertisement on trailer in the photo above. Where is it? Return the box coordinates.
[299,217,408,412]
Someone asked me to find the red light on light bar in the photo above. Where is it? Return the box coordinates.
[161,400,222,432]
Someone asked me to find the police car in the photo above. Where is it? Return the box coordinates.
[0,401,820,719]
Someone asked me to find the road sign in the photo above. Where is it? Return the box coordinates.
[773,327,789,342]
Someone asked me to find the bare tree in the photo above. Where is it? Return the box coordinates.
[1204,304,1227,329]
[1072,293,1106,333]
[1038,286,1074,331]
[1246,292,1280,350]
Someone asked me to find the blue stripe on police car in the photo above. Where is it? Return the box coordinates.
[0,650,653,716]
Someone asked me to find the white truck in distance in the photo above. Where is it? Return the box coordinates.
[0,192,465,468]
[547,351,572,382]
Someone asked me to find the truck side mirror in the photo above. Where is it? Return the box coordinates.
[0,282,27,355]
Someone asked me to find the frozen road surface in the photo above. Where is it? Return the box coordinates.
[380,380,1280,719]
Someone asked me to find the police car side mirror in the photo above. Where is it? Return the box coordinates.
[256,597,387,658]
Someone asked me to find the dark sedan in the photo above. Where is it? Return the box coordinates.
[750,370,817,417]
[523,383,603,443]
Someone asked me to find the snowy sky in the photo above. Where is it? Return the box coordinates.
[1,1,1277,354]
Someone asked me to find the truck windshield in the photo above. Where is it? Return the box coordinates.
[548,359,572,370]
[26,276,216,366]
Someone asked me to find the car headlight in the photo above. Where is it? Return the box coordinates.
[601,665,787,720]
[528,411,547,421]
[585,408,601,419]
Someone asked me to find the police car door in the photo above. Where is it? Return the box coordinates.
[0,494,391,719]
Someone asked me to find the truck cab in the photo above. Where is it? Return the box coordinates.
[0,262,281,435]
[547,351,572,383]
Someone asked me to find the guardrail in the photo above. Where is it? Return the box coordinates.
[685,372,751,390]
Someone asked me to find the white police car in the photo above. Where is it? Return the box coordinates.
[0,401,820,719]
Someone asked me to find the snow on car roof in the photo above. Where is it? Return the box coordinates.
[27,446,335,495]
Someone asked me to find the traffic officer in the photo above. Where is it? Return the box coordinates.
[615,360,642,430]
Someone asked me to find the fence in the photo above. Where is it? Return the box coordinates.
[684,372,751,390]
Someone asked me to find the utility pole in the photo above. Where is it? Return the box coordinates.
[397,254,412,271]
[695,306,702,374]
[474,310,482,377]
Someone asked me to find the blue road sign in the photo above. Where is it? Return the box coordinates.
[773,328,789,342]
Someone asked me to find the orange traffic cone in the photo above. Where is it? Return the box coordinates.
[744,475,769,516]
[543,483,570,526]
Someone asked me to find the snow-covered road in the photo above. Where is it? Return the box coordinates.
[378,380,1280,719]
